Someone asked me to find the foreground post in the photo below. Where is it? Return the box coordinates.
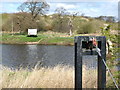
[74,36,106,89]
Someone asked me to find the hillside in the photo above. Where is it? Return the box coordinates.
[1,13,118,35]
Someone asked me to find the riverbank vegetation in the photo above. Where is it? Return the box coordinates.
[1,30,118,45]
[1,65,115,88]
[2,65,74,88]
[1,31,74,45]
[1,13,118,34]
[1,12,118,45]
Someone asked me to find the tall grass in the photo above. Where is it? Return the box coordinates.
[1,65,106,88]
[1,65,74,88]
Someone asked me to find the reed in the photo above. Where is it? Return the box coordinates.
[1,65,74,88]
[1,65,100,88]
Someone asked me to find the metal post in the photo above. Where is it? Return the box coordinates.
[75,36,82,89]
[98,36,106,89]
[75,36,106,89]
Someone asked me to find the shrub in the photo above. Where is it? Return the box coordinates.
[76,19,105,34]
[52,16,69,33]
[2,13,46,33]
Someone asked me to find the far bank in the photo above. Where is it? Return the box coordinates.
[1,32,101,45]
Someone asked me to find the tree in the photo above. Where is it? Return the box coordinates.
[67,12,79,36]
[68,17,73,36]
[54,7,76,35]
[101,25,120,87]
[97,16,116,22]
[55,7,67,17]
[106,16,115,22]
[53,7,67,32]
[18,0,50,19]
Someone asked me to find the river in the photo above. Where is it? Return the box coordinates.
[1,44,74,69]
[1,44,119,71]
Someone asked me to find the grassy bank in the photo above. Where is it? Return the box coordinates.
[1,31,102,45]
[1,32,74,45]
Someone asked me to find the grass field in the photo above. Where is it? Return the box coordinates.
[1,32,74,45]
[1,31,102,45]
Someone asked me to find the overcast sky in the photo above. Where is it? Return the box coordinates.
[0,0,119,18]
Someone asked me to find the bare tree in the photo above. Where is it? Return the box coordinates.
[54,7,67,32]
[72,12,79,19]
[55,7,67,17]
[97,16,115,22]
[18,0,50,19]
[55,7,79,35]
[68,17,73,36]
[67,12,78,36]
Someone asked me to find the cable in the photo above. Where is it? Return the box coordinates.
[95,47,120,90]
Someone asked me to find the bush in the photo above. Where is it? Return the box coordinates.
[2,13,46,33]
[52,15,69,33]
[83,22,94,34]
[76,19,105,34]
[76,22,94,34]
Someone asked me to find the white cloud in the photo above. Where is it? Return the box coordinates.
[56,3,76,9]
[0,5,3,8]
[0,1,118,18]
[89,8,99,12]
[48,2,118,17]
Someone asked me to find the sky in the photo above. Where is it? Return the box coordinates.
[0,0,119,18]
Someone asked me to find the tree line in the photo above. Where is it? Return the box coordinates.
[2,0,118,35]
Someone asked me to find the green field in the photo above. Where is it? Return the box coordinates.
[1,32,74,45]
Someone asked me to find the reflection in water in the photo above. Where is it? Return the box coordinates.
[25,45,45,68]
[43,45,74,67]
[1,44,74,69]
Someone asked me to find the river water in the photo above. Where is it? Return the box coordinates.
[0,44,119,71]
[1,44,74,69]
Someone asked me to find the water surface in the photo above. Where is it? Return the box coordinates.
[1,44,74,69]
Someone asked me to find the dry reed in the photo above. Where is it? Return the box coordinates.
[1,65,98,88]
[1,65,74,88]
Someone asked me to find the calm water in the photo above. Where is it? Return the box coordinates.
[1,44,74,69]
[1,44,119,70]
